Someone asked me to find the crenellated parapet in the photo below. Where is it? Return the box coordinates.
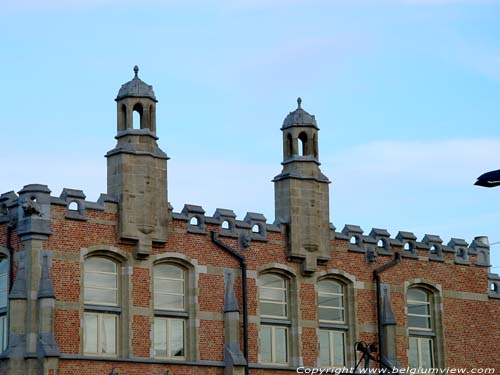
[333,224,491,268]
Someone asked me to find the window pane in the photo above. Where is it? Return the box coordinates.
[408,288,428,302]
[0,291,7,309]
[409,337,419,368]
[408,315,431,330]
[318,294,343,308]
[0,260,8,274]
[85,288,117,305]
[154,278,184,295]
[260,288,286,302]
[318,280,343,294]
[275,327,287,364]
[155,264,184,279]
[319,330,330,366]
[319,307,344,322]
[332,331,345,366]
[154,318,167,357]
[408,302,430,316]
[85,273,117,289]
[260,302,286,317]
[154,293,184,310]
[86,257,116,273]
[84,313,98,354]
[101,315,117,354]
[421,338,433,368]
[169,319,185,357]
[261,274,285,289]
[260,326,272,363]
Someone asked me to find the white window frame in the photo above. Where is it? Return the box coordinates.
[83,312,118,356]
[259,274,288,319]
[260,324,288,365]
[407,290,432,332]
[153,263,188,360]
[318,280,345,324]
[84,257,118,307]
[153,317,186,359]
[319,329,345,368]
[407,287,435,369]
[154,264,185,311]
[409,336,434,369]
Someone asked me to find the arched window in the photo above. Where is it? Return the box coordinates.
[153,263,186,359]
[83,257,119,356]
[407,288,434,369]
[0,258,8,353]
[259,273,288,365]
[318,279,346,367]
[132,103,143,129]
[298,132,308,156]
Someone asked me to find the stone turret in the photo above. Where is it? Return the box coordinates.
[106,66,169,258]
[273,98,331,275]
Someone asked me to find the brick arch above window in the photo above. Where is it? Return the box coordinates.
[80,245,129,264]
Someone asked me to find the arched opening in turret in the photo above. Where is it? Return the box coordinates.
[133,103,143,129]
[298,132,308,156]
[119,104,127,131]
[286,133,293,158]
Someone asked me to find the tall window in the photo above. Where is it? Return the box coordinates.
[407,288,434,369]
[259,273,289,365]
[0,259,8,353]
[153,263,186,359]
[318,279,346,367]
[83,257,119,356]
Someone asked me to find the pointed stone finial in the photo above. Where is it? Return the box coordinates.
[133,65,139,78]
[38,253,56,299]
[224,271,239,313]
[297,97,302,109]
[381,287,396,326]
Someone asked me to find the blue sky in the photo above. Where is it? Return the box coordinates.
[2,0,500,271]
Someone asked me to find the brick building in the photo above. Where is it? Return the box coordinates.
[0,67,498,375]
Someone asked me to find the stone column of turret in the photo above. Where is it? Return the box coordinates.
[106,66,169,258]
[273,98,331,275]
[381,286,398,368]
[7,184,54,375]
[223,270,246,375]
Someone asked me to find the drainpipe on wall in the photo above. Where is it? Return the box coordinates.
[210,231,249,375]
[373,252,401,370]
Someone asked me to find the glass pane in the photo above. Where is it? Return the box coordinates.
[154,293,184,310]
[408,315,430,329]
[318,280,343,294]
[154,318,167,357]
[260,288,286,302]
[84,313,98,354]
[154,278,184,295]
[0,291,7,309]
[319,294,343,308]
[260,302,286,317]
[169,319,185,357]
[332,331,345,366]
[421,338,433,368]
[409,337,418,368]
[101,315,117,354]
[275,327,287,364]
[85,273,117,289]
[86,257,116,273]
[261,274,285,289]
[85,288,117,305]
[260,326,272,363]
[319,307,344,322]
[408,302,430,316]
[408,288,428,302]
[0,260,8,274]
[319,330,330,366]
[155,264,183,279]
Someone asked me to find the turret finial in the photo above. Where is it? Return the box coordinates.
[297,97,302,109]
[133,65,139,78]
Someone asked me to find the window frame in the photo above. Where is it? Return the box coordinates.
[153,316,186,360]
[319,329,346,368]
[406,285,440,369]
[260,324,288,365]
[153,262,188,361]
[83,255,121,357]
[317,278,349,368]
